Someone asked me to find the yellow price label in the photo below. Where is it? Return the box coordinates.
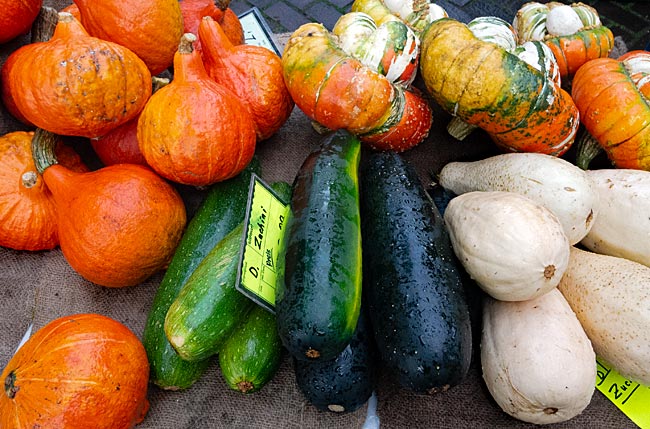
[596,357,650,428]
[237,175,290,313]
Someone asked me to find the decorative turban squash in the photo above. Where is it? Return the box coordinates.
[282,21,432,152]
[572,50,650,171]
[350,0,448,33]
[513,2,614,81]
[419,18,579,156]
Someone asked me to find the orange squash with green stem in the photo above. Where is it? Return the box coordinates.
[0,131,88,251]
[282,22,432,152]
[419,18,579,156]
[31,128,187,287]
[138,33,257,186]
[572,51,650,171]
[198,16,293,141]
[2,12,152,139]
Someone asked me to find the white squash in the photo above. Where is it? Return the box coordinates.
[481,289,596,425]
[558,246,650,385]
[580,169,650,267]
[438,152,600,245]
[443,191,569,301]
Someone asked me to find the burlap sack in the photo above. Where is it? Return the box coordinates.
[0,2,637,428]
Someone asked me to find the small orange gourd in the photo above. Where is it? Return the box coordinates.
[2,12,152,139]
[137,33,257,186]
[0,131,88,251]
[199,16,294,141]
[0,313,150,429]
[31,128,187,287]
[180,0,244,50]
[73,0,184,75]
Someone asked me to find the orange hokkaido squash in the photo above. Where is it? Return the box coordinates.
[199,16,294,141]
[0,131,88,251]
[31,128,187,287]
[419,18,579,156]
[282,22,432,152]
[137,33,257,186]
[179,0,244,51]
[0,313,150,429]
[73,0,183,75]
[572,51,650,170]
[2,12,152,139]
[513,2,614,81]
[0,0,42,44]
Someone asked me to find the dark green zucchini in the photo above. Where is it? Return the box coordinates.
[359,151,472,394]
[293,309,377,413]
[276,129,362,361]
[218,305,283,394]
[142,159,260,390]
[164,182,292,362]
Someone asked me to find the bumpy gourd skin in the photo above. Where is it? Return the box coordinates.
[282,22,432,152]
[0,314,150,429]
[572,56,650,170]
[359,150,473,393]
[419,18,579,156]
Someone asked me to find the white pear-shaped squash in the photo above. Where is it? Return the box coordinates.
[558,246,650,385]
[481,289,596,424]
[438,152,599,245]
[580,169,650,267]
[444,191,570,301]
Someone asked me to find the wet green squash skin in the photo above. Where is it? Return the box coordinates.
[164,182,292,363]
[293,308,377,413]
[359,151,472,393]
[142,159,260,390]
[218,305,284,394]
[276,129,362,362]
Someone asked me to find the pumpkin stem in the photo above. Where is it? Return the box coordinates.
[446,116,478,141]
[178,33,197,54]
[31,128,59,175]
[575,128,603,170]
[214,0,231,11]
[4,371,18,399]
[152,76,170,93]
[31,6,59,43]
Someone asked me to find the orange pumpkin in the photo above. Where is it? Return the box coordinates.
[0,131,88,251]
[572,51,650,170]
[199,16,294,141]
[0,313,150,429]
[2,12,152,139]
[32,128,187,287]
[73,0,183,75]
[137,33,257,186]
[282,22,432,152]
[179,0,244,50]
[0,0,42,44]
